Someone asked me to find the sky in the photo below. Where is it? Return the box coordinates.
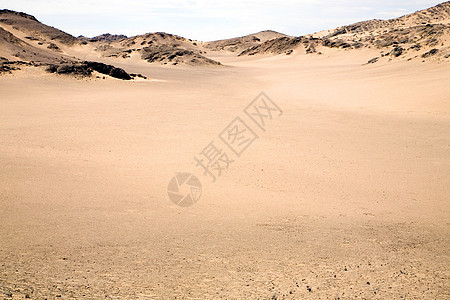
[1,0,445,41]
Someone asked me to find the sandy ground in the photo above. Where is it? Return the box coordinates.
[0,51,449,299]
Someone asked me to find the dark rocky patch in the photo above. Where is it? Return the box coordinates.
[306,45,316,54]
[130,73,147,79]
[83,61,132,80]
[45,61,141,80]
[367,57,379,64]
[46,63,92,77]
[24,36,39,41]
[47,43,61,52]
[422,48,439,58]
[391,46,404,57]
[0,60,32,74]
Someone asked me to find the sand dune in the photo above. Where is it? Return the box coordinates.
[0,2,449,299]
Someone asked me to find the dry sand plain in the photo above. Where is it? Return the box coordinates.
[0,49,450,299]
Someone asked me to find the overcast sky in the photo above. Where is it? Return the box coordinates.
[1,0,445,41]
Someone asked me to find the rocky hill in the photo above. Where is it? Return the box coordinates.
[238,2,450,63]
[0,9,79,45]
[325,1,450,37]
[81,31,222,65]
[204,30,289,53]
[1,2,449,74]
[0,10,146,79]
[78,33,128,43]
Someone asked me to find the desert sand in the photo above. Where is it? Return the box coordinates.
[1,3,450,300]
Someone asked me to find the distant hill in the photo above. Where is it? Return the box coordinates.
[78,33,128,43]
[87,31,221,65]
[0,2,449,74]
[325,1,450,37]
[204,30,290,52]
[238,1,450,63]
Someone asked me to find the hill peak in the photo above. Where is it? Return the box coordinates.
[0,9,39,22]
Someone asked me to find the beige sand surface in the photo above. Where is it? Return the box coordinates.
[0,49,449,298]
